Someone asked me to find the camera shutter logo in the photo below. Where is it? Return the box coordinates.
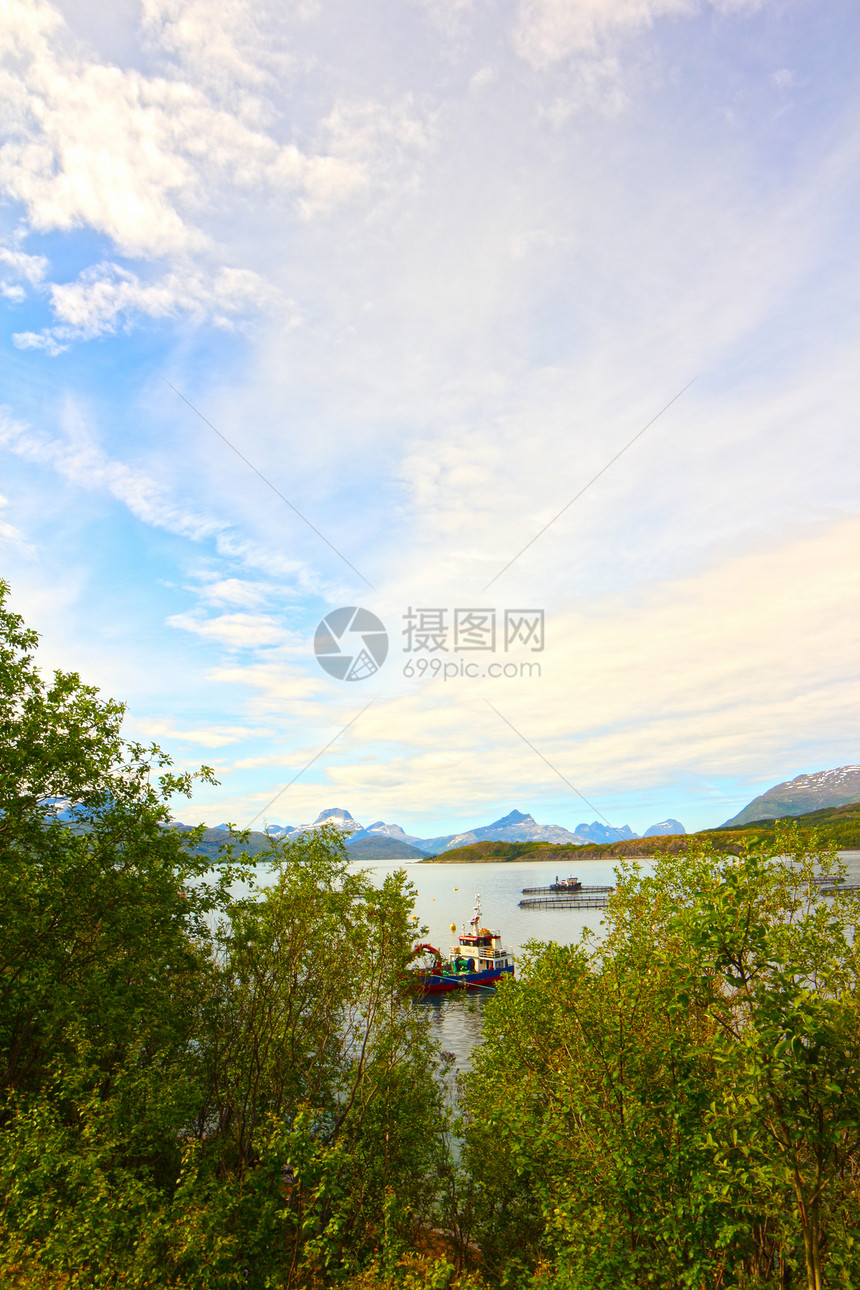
[314,607,389,681]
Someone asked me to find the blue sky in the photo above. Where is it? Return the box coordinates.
[1,0,857,838]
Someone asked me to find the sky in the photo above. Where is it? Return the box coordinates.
[1,0,858,839]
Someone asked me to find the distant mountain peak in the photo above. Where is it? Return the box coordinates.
[489,809,534,827]
[574,820,638,843]
[643,818,686,838]
[724,765,860,827]
[314,807,355,823]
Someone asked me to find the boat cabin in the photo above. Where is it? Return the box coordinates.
[449,924,512,974]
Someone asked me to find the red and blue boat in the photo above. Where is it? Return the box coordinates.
[412,895,515,994]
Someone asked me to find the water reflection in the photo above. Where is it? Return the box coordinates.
[417,989,491,1074]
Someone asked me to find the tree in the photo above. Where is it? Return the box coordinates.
[462,831,860,1289]
[187,832,454,1285]
[0,582,455,1288]
[0,577,225,1116]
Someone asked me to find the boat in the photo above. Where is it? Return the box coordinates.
[411,895,515,994]
[550,876,582,891]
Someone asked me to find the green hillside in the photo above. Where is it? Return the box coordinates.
[708,800,860,848]
[419,839,586,864]
[174,825,275,861]
[723,765,860,826]
[346,835,427,859]
[564,801,860,859]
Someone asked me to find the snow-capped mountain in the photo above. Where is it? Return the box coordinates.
[643,819,686,838]
[178,805,689,857]
[265,808,363,840]
[422,809,596,852]
[348,819,428,847]
[423,813,685,849]
[255,807,685,853]
[572,821,638,844]
[262,810,427,850]
[723,765,860,827]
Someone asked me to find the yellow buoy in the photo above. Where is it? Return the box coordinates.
[450,923,457,933]
[453,887,458,891]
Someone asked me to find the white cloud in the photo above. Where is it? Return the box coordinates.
[287,516,860,817]
[139,0,319,100]
[138,717,272,747]
[208,660,323,705]
[770,67,796,88]
[0,492,35,554]
[166,609,291,647]
[0,404,223,540]
[0,0,431,332]
[301,97,435,216]
[11,330,68,355]
[0,244,49,283]
[195,576,270,608]
[0,240,49,306]
[513,0,760,68]
[414,0,474,40]
[14,260,281,348]
[0,404,330,606]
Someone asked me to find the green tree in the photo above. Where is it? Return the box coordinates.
[462,832,860,1289]
[0,582,454,1288]
[187,832,454,1285]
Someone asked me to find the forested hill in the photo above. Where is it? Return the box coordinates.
[418,840,585,864]
[171,824,274,860]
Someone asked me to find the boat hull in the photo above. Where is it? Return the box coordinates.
[417,964,514,994]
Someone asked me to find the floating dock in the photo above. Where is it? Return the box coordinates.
[519,885,615,910]
[519,882,857,909]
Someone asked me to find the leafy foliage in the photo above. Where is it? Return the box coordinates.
[461,835,860,1289]
[0,582,456,1288]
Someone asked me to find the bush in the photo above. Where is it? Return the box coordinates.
[0,581,453,1287]
[461,835,860,1290]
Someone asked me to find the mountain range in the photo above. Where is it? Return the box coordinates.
[51,764,860,861]
[257,806,687,857]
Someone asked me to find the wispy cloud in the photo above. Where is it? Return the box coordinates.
[0,0,434,347]
[166,609,293,648]
[0,492,35,555]
[1,0,856,837]
[199,515,858,825]
[0,404,222,541]
[14,262,282,350]
[514,0,762,69]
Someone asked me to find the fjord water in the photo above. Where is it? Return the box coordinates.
[350,852,860,1075]
[349,855,644,1075]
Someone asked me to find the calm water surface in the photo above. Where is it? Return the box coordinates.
[350,851,860,1074]
[350,854,646,1075]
